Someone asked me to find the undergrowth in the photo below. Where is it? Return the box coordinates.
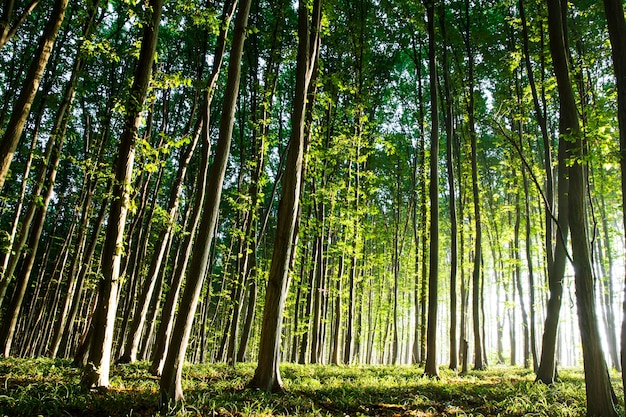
[0,357,622,416]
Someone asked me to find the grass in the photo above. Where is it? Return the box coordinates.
[0,357,623,416]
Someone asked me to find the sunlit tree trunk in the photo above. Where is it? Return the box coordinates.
[547,0,618,414]
[0,0,39,49]
[601,0,626,403]
[147,0,235,375]
[81,0,163,388]
[438,2,458,372]
[0,0,67,191]
[247,0,321,392]
[160,0,251,403]
[159,0,250,402]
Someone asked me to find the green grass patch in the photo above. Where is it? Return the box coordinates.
[0,357,622,416]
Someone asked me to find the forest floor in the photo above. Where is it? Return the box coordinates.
[0,357,623,416]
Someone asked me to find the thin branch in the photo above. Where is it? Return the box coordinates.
[490,116,573,264]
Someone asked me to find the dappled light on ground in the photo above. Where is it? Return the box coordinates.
[1,358,622,416]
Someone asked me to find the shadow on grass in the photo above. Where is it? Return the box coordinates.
[0,358,611,416]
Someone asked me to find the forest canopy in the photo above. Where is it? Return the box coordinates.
[0,0,625,414]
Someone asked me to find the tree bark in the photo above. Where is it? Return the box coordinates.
[0,0,39,49]
[547,0,618,414]
[159,0,251,402]
[81,0,162,388]
[0,0,68,191]
[601,0,626,404]
[247,0,322,392]
[463,0,484,371]
[423,0,439,379]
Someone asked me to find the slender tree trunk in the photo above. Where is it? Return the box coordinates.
[463,0,483,371]
[547,0,618,414]
[601,0,626,404]
[424,0,439,379]
[298,236,317,364]
[247,0,321,392]
[0,0,67,191]
[344,164,359,364]
[522,168,539,371]
[331,253,343,365]
[0,0,39,49]
[439,3,457,372]
[159,0,250,402]
[81,0,162,388]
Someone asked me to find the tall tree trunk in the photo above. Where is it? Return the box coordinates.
[117,121,200,364]
[0,0,39,49]
[601,0,626,404]
[547,0,618,414]
[439,2,458,372]
[423,0,439,379]
[81,0,163,388]
[0,0,68,191]
[463,0,484,371]
[148,0,235,376]
[530,0,570,383]
[247,0,321,392]
[159,0,251,402]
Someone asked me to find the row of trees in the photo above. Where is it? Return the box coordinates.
[0,0,625,413]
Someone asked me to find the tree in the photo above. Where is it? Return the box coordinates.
[247,0,322,392]
[601,0,626,404]
[439,2,458,372]
[532,0,571,383]
[463,0,484,371]
[423,0,439,379]
[159,0,252,402]
[0,0,68,192]
[81,0,163,388]
[0,0,39,49]
[546,0,618,414]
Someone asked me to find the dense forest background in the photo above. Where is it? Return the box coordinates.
[1,0,625,413]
